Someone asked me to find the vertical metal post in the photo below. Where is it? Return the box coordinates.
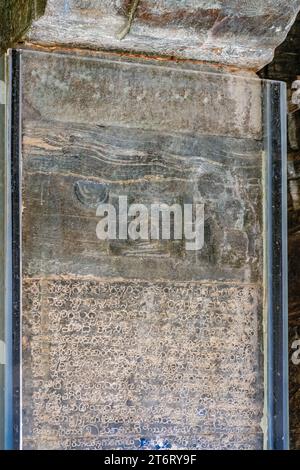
[0,49,21,450]
[0,53,5,451]
[9,49,21,450]
[264,81,289,450]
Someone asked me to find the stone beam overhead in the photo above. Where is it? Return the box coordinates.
[24,0,300,70]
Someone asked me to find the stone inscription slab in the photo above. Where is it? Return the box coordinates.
[18,49,265,449]
[23,278,263,450]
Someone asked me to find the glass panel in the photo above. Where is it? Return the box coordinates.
[6,49,288,450]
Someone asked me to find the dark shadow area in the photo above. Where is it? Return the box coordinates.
[0,0,47,55]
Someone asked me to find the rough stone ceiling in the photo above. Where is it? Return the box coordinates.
[23,0,300,70]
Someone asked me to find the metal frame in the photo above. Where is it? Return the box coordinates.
[0,53,6,451]
[2,50,290,450]
[3,49,22,450]
[264,81,289,450]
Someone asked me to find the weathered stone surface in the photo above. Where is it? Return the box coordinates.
[22,278,263,450]
[25,0,300,70]
[21,49,262,139]
[0,0,47,54]
[20,50,263,284]
[16,49,267,449]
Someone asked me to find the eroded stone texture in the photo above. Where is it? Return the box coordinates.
[22,279,263,450]
[25,0,300,70]
[19,49,265,449]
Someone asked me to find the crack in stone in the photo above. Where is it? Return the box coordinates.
[117,0,141,40]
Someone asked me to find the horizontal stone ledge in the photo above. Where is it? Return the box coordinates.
[24,0,300,70]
